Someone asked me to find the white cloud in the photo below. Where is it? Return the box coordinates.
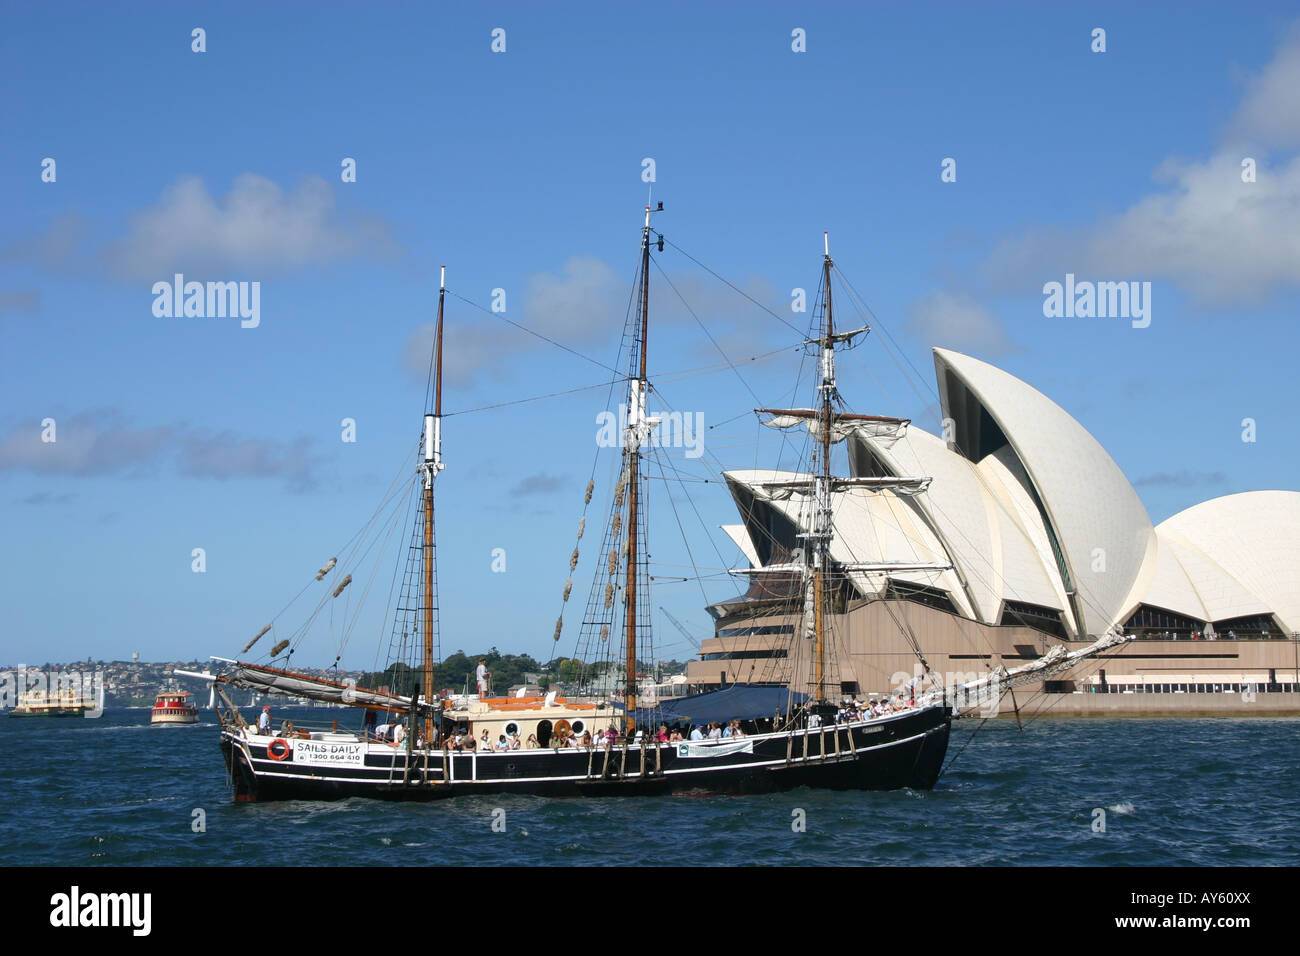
[1229,24,1300,148]
[985,24,1300,306]
[904,290,1019,356]
[525,255,627,343]
[403,256,628,388]
[986,152,1300,304]
[101,174,400,279]
[0,411,321,489]
[401,256,789,390]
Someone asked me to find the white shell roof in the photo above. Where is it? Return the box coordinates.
[976,446,1077,620]
[934,348,1156,634]
[1157,491,1300,633]
[717,350,1295,641]
[1137,536,1211,623]
[720,523,760,568]
[853,426,1064,624]
[722,468,972,617]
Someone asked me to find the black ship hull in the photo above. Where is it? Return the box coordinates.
[220,704,950,802]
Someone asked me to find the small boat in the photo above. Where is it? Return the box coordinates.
[150,690,199,725]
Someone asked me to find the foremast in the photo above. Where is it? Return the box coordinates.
[421,266,447,744]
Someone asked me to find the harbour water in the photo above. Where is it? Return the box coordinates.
[4,708,1296,866]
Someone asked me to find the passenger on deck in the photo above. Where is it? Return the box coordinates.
[581,730,593,747]
[258,706,271,735]
[393,722,406,746]
[495,734,510,751]
[656,725,669,743]
[669,728,683,743]
[708,722,722,739]
[689,725,704,741]
[509,732,521,750]
[463,734,477,751]
[526,733,539,748]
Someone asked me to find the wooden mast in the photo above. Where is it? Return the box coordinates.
[624,205,652,733]
[422,265,446,746]
[814,233,833,702]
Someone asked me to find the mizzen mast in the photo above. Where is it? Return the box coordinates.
[811,232,836,703]
[422,265,447,744]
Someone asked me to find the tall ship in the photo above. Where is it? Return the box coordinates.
[185,205,1129,801]
[150,690,199,725]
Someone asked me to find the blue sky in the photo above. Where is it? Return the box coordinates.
[2,2,1298,668]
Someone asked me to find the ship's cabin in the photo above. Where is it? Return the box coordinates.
[440,696,621,748]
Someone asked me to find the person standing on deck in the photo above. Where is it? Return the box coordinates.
[258,705,271,735]
[475,660,489,698]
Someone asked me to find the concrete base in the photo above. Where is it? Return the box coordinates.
[1003,692,1300,718]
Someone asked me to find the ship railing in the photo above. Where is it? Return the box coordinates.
[239,719,363,742]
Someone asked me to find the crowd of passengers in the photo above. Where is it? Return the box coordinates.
[834,692,918,724]
[439,719,753,752]
[363,691,919,748]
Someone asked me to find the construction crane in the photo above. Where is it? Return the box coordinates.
[659,606,703,653]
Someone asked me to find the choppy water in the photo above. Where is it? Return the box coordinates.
[3,708,1296,866]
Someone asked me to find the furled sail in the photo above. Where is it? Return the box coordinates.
[758,475,932,499]
[924,630,1136,709]
[242,623,272,653]
[758,408,909,443]
[729,561,951,576]
[219,662,412,711]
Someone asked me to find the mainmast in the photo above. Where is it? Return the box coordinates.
[623,205,653,732]
[812,232,835,702]
[422,265,446,744]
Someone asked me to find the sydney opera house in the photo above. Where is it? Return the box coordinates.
[688,348,1300,716]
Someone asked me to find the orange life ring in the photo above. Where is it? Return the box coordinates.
[267,738,291,761]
